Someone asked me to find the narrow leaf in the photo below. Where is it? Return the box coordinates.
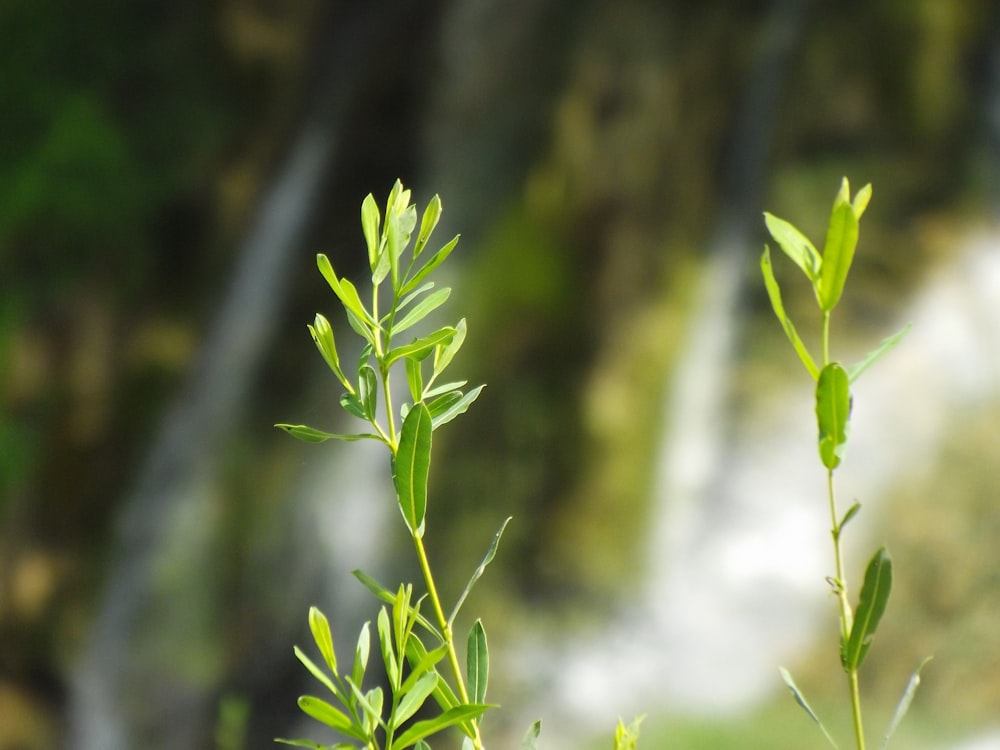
[396,281,436,314]
[352,570,440,637]
[377,607,399,690]
[467,620,489,703]
[778,667,839,749]
[394,671,439,726]
[351,621,371,691]
[405,637,460,711]
[761,247,819,380]
[358,365,378,421]
[274,424,380,443]
[406,356,424,403]
[430,385,485,430]
[520,720,542,750]
[763,212,821,281]
[433,318,467,376]
[393,704,492,749]
[816,363,851,470]
[392,287,452,335]
[293,646,340,699]
[297,696,364,739]
[449,516,513,625]
[414,194,443,258]
[423,379,467,399]
[400,235,461,296]
[852,182,873,220]
[848,324,911,383]
[339,392,368,420]
[276,738,341,749]
[839,502,861,532]
[881,656,932,749]
[308,606,337,674]
[309,314,352,390]
[819,201,859,312]
[361,192,381,269]
[393,403,433,536]
[844,547,893,671]
[400,643,449,695]
[386,328,457,367]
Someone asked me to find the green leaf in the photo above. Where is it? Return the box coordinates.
[276,738,346,749]
[385,328,457,368]
[432,318,467,376]
[377,606,399,690]
[816,363,851,470]
[613,716,645,750]
[406,356,424,404]
[818,201,859,312]
[848,324,911,382]
[449,516,512,625]
[778,667,839,749]
[362,192,381,270]
[351,621,371,692]
[467,620,489,703]
[844,547,893,671]
[763,212,821,281]
[392,287,452,335]
[274,424,380,443]
[393,402,433,536]
[430,385,484,430]
[393,704,492,749]
[400,235,460,296]
[400,643,449,695]
[297,696,365,740]
[839,502,861,533]
[394,671,439,726]
[352,570,441,638]
[520,720,542,750]
[395,282,436,314]
[414,194,443,258]
[881,656,932,749]
[309,314,352,391]
[339,392,367,420]
[293,645,340,700]
[308,606,337,674]
[852,182,873,220]
[423,379,467,400]
[760,247,819,380]
[405,637,460,712]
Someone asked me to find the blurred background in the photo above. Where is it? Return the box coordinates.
[2,1,1000,748]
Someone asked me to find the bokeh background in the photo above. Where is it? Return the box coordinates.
[3,1,1000,748]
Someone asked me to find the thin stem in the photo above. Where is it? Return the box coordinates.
[848,670,866,750]
[412,531,484,750]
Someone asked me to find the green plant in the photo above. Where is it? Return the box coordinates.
[275,181,545,750]
[762,178,930,750]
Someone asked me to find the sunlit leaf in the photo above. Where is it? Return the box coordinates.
[361,192,381,269]
[844,547,893,671]
[414,194,443,258]
[309,314,352,391]
[423,379,467,400]
[778,667,839,749]
[393,704,492,749]
[816,363,851,470]
[293,646,340,699]
[406,356,424,404]
[520,720,542,750]
[760,247,819,380]
[386,328,457,367]
[819,201,859,312]
[763,212,821,281]
[377,607,399,690]
[308,607,337,674]
[297,696,365,740]
[431,385,485,430]
[393,402,432,536]
[400,235,460,296]
[392,287,452,335]
[394,671,438,727]
[351,621,370,690]
[358,364,378,421]
[433,318,467,376]
[852,182,873,220]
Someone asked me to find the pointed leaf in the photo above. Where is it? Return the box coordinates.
[430,385,485,430]
[274,424,380,443]
[394,671,439,726]
[309,314,352,391]
[386,328,457,367]
[392,287,452,335]
[358,364,378,420]
[377,607,399,689]
[362,192,381,269]
[400,643,449,695]
[352,570,440,637]
[763,212,821,281]
[393,704,492,749]
[839,502,861,533]
[414,194,443,258]
[276,738,347,749]
[400,235,460,296]
[848,324,911,382]
[405,637,459,711]
[393,402,432,536]
[293,646,340,699]
[297,696,364,739]
[351,621,371,689]
[520,720,542,750]
[309,606,337,674]
[818,201,859,312]
[778,667,839,749]
[881,656,932,749]
[844,547,893,671]
[339,392,367,420]
[761,247,819,380]
[406,356,424,403]
[423,379,467,399]
[449,517,512,625]
[433,318,467,376]
[467,620,489,703]
[816,363,851,470]
[852,183,873,220]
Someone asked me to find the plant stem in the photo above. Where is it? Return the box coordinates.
[412,531,484,750]
[849,669,866,750]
